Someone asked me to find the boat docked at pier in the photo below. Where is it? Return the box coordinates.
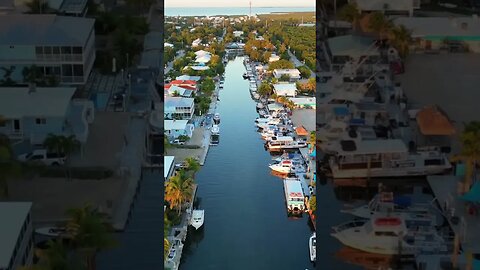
[327,139,451,179]
[269,159,305,174]
[267,136,307,151]
[256,102,264,109]
[36,227,69,238]
[341,191,439,226]
[213,113,220,124]
[283,179,306,214]
[190,209,205,230]
[309,232,316,262]
[331,215,447,255]
[210,125,219,145]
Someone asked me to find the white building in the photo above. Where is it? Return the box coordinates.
[268,54,280,62]
[192,38,201,47]
[164,97,195,120]
[272,69,301,81]
[164,156,175,180]
[0,14,95,85]
[273,83,297,97]
[164,120,194,140]
[290,97,316,109]
[394,16,480,53]
[0,87,94,145]
[233,31,244,37]
[351,0,419,16]
[0,202,34,270]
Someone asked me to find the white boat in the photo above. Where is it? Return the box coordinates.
[267,136,308,151]
[190,209,205,230]
[35,227,68,238]
[210,125,219,145]
[256,102,264,109]
[269,160,304,174]
[317,120,348,142]
[253,93,260,100]
[283,179,305,213]
[213,113,220,124]
[256,118,281,128]
[331,215,447,255]
[211,124,219,134]
[328,139,451,179]
[309,233,316,262]
[341,192,439,226]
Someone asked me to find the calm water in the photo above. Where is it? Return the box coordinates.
[179,57,314,270]
[165,6,314,17]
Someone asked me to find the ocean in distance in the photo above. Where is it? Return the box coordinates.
[165,6,315,17]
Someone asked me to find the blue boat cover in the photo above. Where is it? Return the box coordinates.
[473,258,480,270]
[333,107,349,116]
[350,118,365,126]
[310,149,316,157]
[461,181,480,203]
[394,196,412,207]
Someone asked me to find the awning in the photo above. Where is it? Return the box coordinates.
[416,105,455,136]
[295,126,308,136]
[461,181,480,203]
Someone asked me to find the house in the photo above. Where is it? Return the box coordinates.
[268,54,280,62]
[0,87,94,145]
[164,96,195,120]
[164,156,175,180]
[0,14,95,85]
[272,69,301,81]
[165,85,194,97]
[165,80,197,91]
[290,97,316,109]
[394,16,480,53]
[164,120,194,140]
[184,65,210,71]
[351,0,419,16]
[176,75,201,81]
[233,31,243,37]
[273,83,297,97]
[194,50,210,57]
[195,54,211,63]
[326,35,383,74]
[164,42,174,48]
[192,38,201,47]
[0,202,34,270]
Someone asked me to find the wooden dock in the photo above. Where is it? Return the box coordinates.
[427,175,480,254]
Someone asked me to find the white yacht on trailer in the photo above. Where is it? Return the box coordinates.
[328,139,451,179]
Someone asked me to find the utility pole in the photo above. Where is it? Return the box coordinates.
[249,0,252,18]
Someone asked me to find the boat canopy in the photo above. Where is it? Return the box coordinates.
[295,126,309,136]
[461,181,480,203]
[416,105,455,136]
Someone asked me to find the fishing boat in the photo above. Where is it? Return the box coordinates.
[210,125,219,145]
[252,92,260,100]
[309,232,316,262]
[283,179,305,213]
[35,227,69,238]
[341,192,439,226]
[256,102,264,109]
[213,113,220,124]
[328,139,451,179]
[269,160,304,174]
[190,209,205,230]
[267,136,308,151]
[331,215,447,255]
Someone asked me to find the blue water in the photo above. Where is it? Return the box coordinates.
[165,6,314,17]
[179,57,314,270]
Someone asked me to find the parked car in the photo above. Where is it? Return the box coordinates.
[172,139,185,145]
[17,149,66,166]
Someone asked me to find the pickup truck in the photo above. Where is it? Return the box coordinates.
[17,149,66,166]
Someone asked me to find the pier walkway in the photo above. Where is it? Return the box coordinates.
[427,175,480,254]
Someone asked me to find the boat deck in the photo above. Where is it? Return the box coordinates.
[427,175,480,253]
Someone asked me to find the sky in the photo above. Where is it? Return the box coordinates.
[164,0,315,8]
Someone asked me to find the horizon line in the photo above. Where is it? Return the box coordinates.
[165,5,315,8]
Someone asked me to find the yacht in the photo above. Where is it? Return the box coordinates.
[341,192,439,226]
[190,209,205,230]
[256,102,264,109]
[210,125,219,145]
[252,92,260,100]
[284,179,305,213]
[328,139,451,179]
[213,113,220,124]
[256,118,281,129]
[317,120,348,142]
[309,233,316,262]
[36,227,69,238]
[331,215,447,255]
[267,136,308,151]
[269,159,304,174]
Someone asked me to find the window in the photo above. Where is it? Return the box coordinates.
[61,46,71,54]
[73,64,84,76]
[35,46,43,55]
[62,64,73,76]
[44,46,52,55]
[72,47,82,54]
[52,47,60,54]
[35,118,46,125]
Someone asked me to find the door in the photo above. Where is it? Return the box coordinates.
[13,119,20,133]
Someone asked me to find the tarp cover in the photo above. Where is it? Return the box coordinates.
[461,181,480,203]
[416,105,455,136]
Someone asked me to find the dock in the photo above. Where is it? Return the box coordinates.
[427,175,480,254]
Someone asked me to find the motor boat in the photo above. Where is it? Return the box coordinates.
[35,227,69,238]
[190,209,205,230]
[242,73,249,79]
[213,113,220,124]
[341,192,439,226]
[256,102,264,110]
[309,232,316,262]
[252,93,260,100]
[331,215,447,255]
[211,124,219,134]
[256,118,281,129]
[269,160,304,174]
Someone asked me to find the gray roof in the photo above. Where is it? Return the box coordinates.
[0,202,32,269]
[0,87,76,118]
[394,17,480,38]
[0,14,94,46]
[59,0,88,14]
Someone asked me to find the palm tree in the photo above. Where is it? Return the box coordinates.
[44,134,80,180]
[338,2,361,30]
[390,25,412,59]
[368,12,393,41]
[66,204,116,270]
[165,171,194,214]
[309,195,316,213]
[184,157,200,176]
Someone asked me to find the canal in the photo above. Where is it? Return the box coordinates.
[179,57,314,269]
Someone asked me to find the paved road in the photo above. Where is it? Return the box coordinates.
[288,50,315,79]
[165,50,185,75]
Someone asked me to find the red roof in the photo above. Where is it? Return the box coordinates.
[169,80,197,85]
